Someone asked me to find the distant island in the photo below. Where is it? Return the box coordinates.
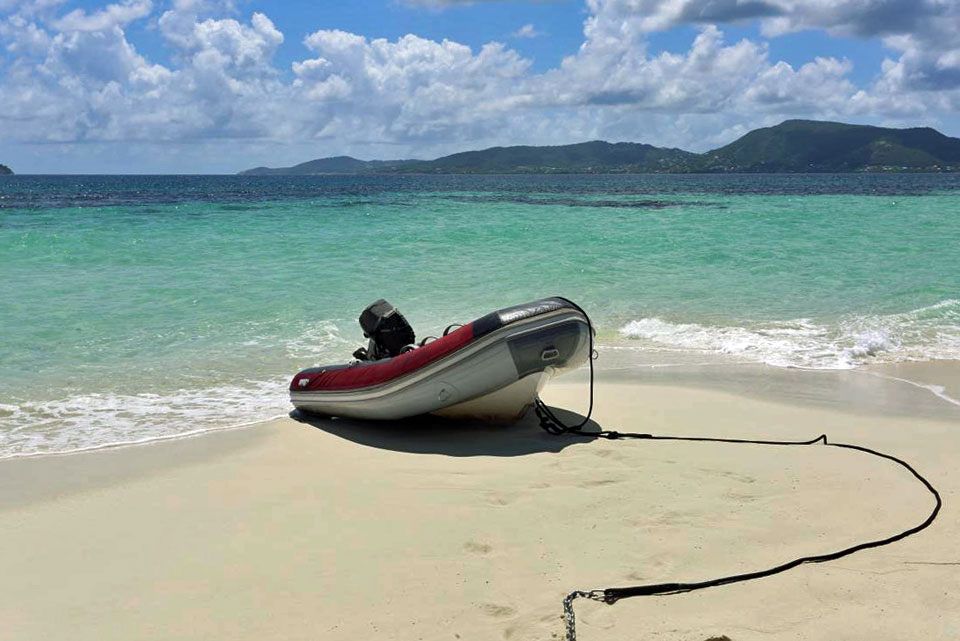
[0,163,12,175]
[239,120,960,175]
[239,156,417,176]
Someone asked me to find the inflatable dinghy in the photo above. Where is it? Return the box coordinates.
[289,297,590,421]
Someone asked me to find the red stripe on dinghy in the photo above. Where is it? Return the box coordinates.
[296,323,476,392]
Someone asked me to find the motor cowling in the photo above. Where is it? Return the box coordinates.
[352,299,416,361]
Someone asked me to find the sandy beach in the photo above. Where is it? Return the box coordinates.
[1,368,958,641]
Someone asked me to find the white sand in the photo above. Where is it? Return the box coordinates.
[1,378,958,641]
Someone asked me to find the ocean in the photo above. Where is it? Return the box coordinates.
[1,173,959,457]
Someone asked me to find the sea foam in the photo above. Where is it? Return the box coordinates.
[620,300,960,370]
[0,378,290,459]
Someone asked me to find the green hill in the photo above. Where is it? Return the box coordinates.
[238,156,418,175]
[390,140,699,174]
[0,163,12,175]
[699,120,960,172]
[237,120,960,175]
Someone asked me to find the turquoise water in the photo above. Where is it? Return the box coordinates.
[1,174,959,456]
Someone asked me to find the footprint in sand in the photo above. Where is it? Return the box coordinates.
[579,477,622,488]
[483,492,517,506]
[464,541,493,555]
[481,603,516,618]
[696,467,756,483]
[589,449,634,465]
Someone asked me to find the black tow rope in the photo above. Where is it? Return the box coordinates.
[533,298,943,641]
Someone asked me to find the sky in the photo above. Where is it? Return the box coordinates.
[1,0,960,173]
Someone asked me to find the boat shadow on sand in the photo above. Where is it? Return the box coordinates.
[289,405,599,457]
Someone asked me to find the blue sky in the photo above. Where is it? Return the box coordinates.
[1,0,958,173]
[101,0,593,74]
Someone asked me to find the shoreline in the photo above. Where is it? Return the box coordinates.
[3,356,959,462]
[593,351,960,421]
[1,375,958,640]
[0,412,289,463]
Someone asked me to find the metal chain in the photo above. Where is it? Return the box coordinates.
[563,590,609,641]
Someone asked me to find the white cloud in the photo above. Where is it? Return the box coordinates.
[742,56,857,113]
[590,0,960,94]
[756,1,960,93]
[512,23,544,38]
[583,0,784,34]
[159,6,283,70]
[757,0,944,38]
[41,25,155,84]
[0,15,52,55]
[293,30,533,144]
[543,24,774,112]
[584,0,940,37]
[0,0,68,17]
[54,0,152,32]
[0,0,958,172]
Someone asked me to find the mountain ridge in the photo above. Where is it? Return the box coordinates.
[238,120,960,175]
[698,119,960,172]
[239,156,419,175]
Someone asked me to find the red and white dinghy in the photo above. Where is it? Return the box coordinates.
[289,297,591,421]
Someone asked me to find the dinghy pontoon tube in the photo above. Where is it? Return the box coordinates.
[289,297,591,421]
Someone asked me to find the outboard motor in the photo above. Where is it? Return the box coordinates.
[352,299,416,361]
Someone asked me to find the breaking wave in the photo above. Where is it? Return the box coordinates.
[619,300,960,370]
[0,378,291,459]
[0,319,356,459]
